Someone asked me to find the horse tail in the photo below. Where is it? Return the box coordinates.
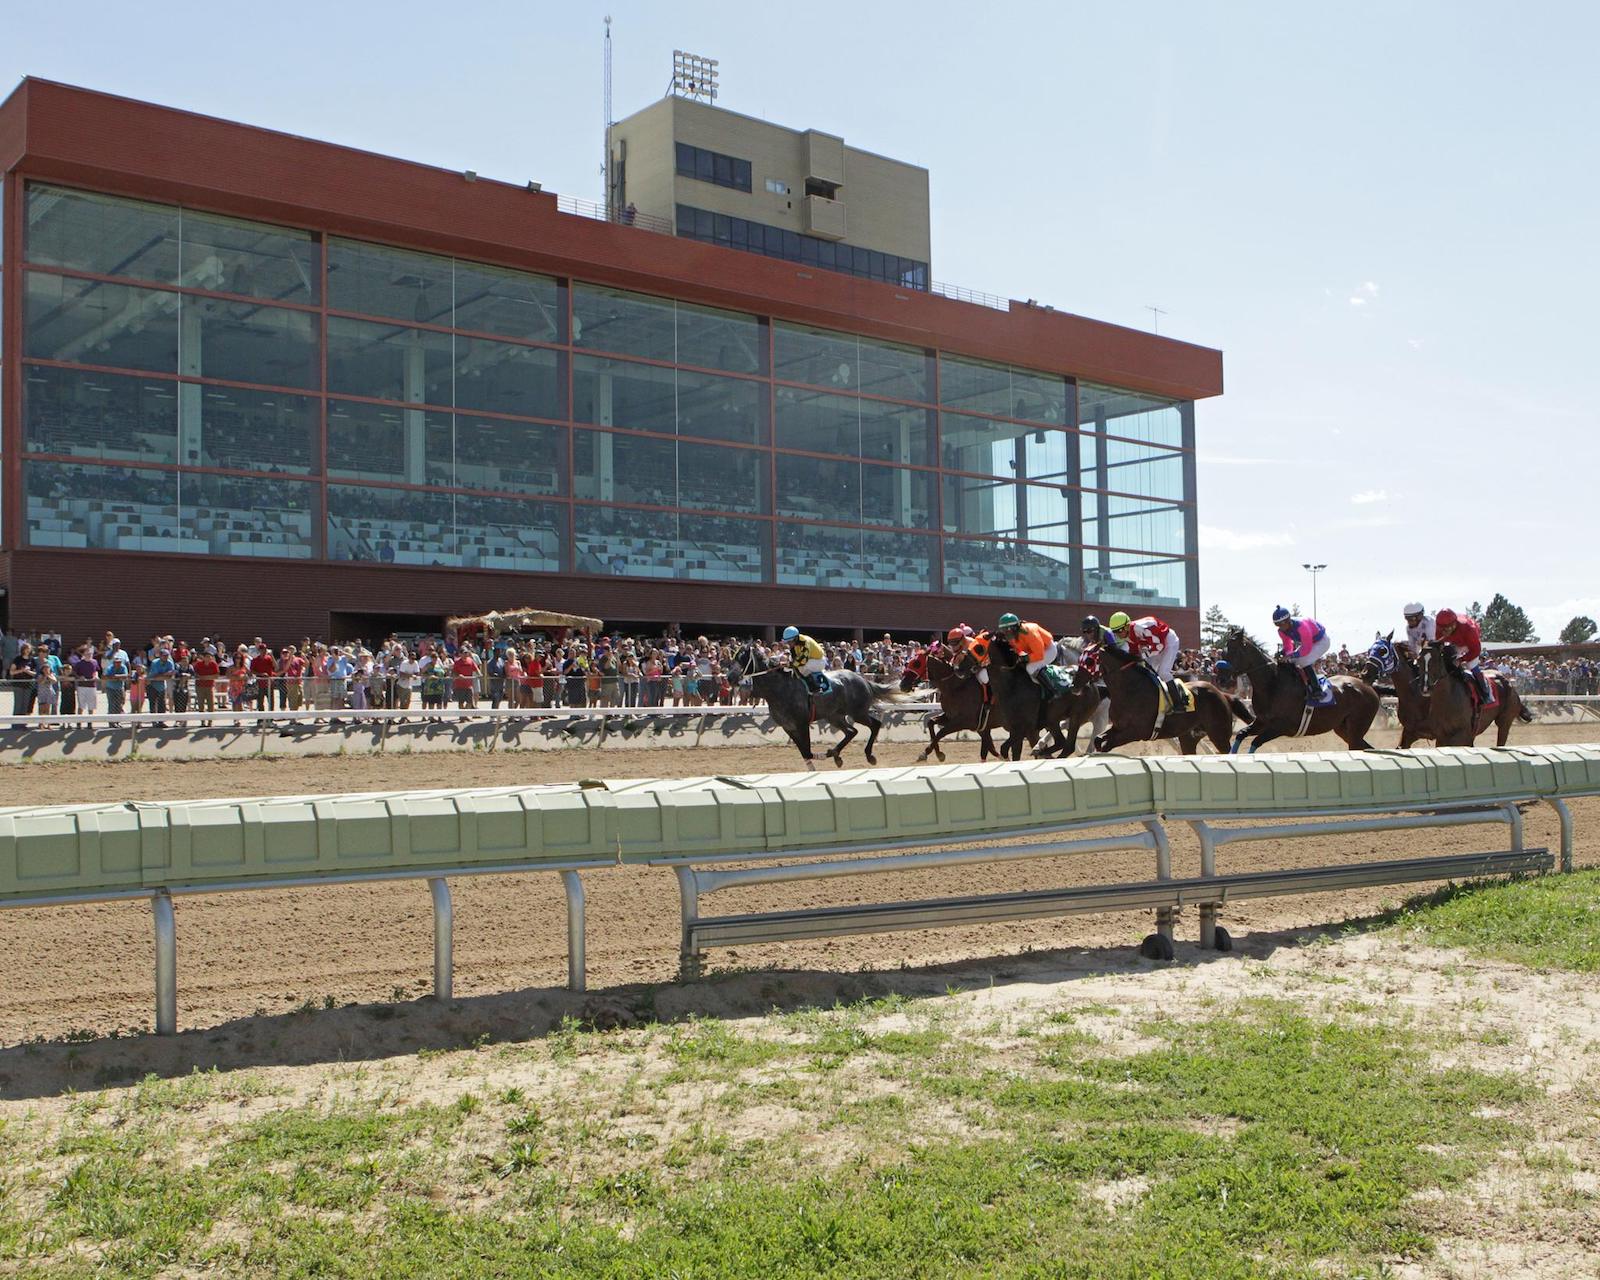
[1517,703,1534,723]
[867,680,922,705]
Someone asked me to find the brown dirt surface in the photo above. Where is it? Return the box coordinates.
[0,724,1594,1055]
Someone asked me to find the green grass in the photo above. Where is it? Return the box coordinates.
[0,1003,1532,1279]
[1388,869,1600,971]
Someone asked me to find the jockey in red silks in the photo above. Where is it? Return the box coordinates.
[1109,612,1180,682]
[1273,606,1330,702]
[1434,609,1494,705]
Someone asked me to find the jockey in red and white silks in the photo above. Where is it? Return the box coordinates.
[1109,612,1181,682]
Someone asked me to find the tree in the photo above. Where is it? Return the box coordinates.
[1560,615,1597,645]
[1199,604,1232,649]
[1479,593,1538,644]
[1467,601,1483,622]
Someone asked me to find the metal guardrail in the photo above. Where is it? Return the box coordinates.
[555,194,676,237]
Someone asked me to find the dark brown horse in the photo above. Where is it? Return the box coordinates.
[1088,641,1248,754]
[1223,628,1380,752]
[1418,641,1535,747]
[953,634,1077,760]
[898,647,1000,761]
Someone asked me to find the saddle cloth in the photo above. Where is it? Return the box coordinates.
[1158,678,1195,717]
[1037,664,1072,697]
[1463,668,1501,712]
[1307,674,1337,707]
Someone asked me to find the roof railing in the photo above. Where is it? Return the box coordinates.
[555,195,1017,313]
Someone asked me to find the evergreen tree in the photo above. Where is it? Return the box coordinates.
[1200,604,1232,649]
[1479,593,1538,643]
[1559,615,1597,645]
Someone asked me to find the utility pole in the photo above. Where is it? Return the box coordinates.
[1302,563,1327,618]
[602,16,613,216]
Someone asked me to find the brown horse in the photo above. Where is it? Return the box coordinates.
[1417,641,1535,747]
[953,633,1079,760]
[898,647,1000,761]
[1223,628,1380,752]
[1089,641,1248,754]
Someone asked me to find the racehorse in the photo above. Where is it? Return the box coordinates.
[733,645,912,769]
[1223,627,1380,752]
[1087,641,1247,754]
[1356,632,1430,749]
[1417,640,1534,747]
[898,646,1001,761]
[951,634,1080,760]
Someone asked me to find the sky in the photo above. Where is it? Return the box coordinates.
[5,1,1598,646]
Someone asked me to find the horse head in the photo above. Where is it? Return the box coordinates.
[899,648,929,692]
[731,644,767,682]
[1418,640,1454,693]
[1360,631,1398,682]
[952,631,991,678]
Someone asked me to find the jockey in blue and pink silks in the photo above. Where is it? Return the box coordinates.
[1273,606,1330,703]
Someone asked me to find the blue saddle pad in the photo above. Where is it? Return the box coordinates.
[1309,674,1337,706]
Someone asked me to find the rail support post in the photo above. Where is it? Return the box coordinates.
[152,891,177,1036]
[1547,798,1573,874]
[560,870,587,992]
[429,877,453,1002]
[1194,821,1219,950]
[1146,818,1176,942]
[674,865,703,981]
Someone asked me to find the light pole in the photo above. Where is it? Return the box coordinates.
[1302,563,1327,617]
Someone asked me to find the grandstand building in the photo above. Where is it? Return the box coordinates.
[0,79,1221,643]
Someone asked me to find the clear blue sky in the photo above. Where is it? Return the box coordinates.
[7,1,1597,644]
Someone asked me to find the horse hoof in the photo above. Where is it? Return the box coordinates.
[1139,933,1175,962]
[832,755,844,768]
[1213,926,1233,953]
[865,754,877,766]
[935,751,946,763]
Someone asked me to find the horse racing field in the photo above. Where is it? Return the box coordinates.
[0,724,1595,1277]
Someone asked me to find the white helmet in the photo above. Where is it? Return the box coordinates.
[1402,602,1424,617]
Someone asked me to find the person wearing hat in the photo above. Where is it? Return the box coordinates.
[1402,603,1436,652]
[781,626,829,694]
[1273,606,1330,702]
[192,645,221,716]
[1108,612,1181,684]
[995,613,1059,688]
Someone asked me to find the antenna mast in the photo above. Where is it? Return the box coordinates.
[603,16,613,216]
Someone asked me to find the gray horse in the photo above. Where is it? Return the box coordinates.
[733,645,912,769]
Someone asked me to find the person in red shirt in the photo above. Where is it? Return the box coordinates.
[190,646,221,716]
[451,645,481,709]
[280,646,307,710]
[1434,609,1493,704]
[248,645,278,711]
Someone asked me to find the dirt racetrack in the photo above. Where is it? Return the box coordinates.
[0,723,1595,1046]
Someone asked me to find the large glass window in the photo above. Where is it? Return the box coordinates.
[775,387,857,455]
[679,514,767,582]
[185,473,316,558]
[1079,382,1184,447]
[1095,438,1186,501]
[675,143,753,193]
[678,441,767,514]
[677,206,927,290]
[190,299,319,389]
[676,369,765,444]
[328,239,453,325]
[943,537,1070,601]
[455,495,565,573]
[942,475,1071,544]
[862,463,933,529]
[25,273,180,373]
[180,209,319,305]
[939,354,1070,425]
[573,431,677,507]
[775,523,935,592]
[328,485,460,566]
[25,366,179,464]
[24,462,185,552]
[572,285,676,361]
[25,186,180,284]
[452,261,561,343]
[1095,496,1188,556]
[452,336,562,418]
[181,385,318,475]
[574,507,766,583]
[327,317,453,406]
[676,302,764,374]
[940,412,1074,483]
[1085,554,1189,608]
[327,399,450,487]
[453,417,566,496]
[573,355,676,434]
[777,454,858,523]
[773,324,929,401]
[859,399,931,465]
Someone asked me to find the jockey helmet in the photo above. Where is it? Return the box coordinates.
[1108,611,1131,633]
[997,612,1021,632]
[1213,659,1231,673]
[1402,602,1424,618]
[781,626,799,642]
[1436,608,1458,630]
[1079,615,1103,635]
[1272,605,1292,625]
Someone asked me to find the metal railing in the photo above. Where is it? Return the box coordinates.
[555,194,676,237]
[930,280,1012,312]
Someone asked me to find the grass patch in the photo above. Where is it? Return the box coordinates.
[0,1003,1539,1278]
[1388,869,1600,971]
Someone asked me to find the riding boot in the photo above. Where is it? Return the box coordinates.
[1302,668,1320,703]
[1474,669,1493,706]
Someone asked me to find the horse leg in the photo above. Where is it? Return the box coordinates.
[1340,701,1380,751]
[1203,703,1233,753]
[831,720,858,767]
[919,714,944,762]
[862,713,883,765]
[785,723,816,770]
[979,729,997,759]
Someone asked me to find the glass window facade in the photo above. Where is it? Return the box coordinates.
[675,143,753,193]
[13,182,1198,607]
[676,205,928,290]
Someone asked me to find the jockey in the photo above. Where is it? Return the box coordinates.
[1109,612,1181,683]
[1079,614,1121,654]
[1434,609,1493,705]
[780,625,829,694]
[1273,606,1330,701]
[1402,603,1436,651]
[996,612,1059,687]
[1211,658,1236,690]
